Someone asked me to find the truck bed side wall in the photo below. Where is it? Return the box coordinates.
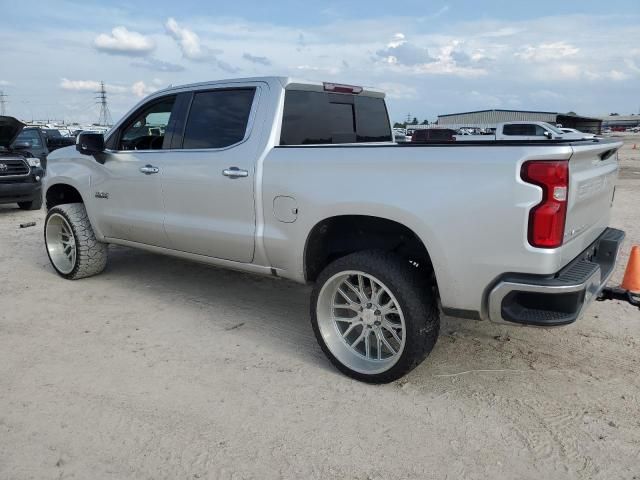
[261,144,581,317]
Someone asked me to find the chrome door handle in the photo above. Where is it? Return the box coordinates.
[222,167,249,178]
[140,165,159,175]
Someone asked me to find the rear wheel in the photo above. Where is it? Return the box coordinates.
[44,203,107,279]
[311,250,439,383]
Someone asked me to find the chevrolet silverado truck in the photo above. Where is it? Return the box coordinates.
[0,116,44,210]
[43,77,624,383]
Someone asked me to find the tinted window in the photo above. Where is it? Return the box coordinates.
[119,96,176,150]
[502,124,546,136]
[182,89,255,149]
[280,91,391,145]
[355,96,393,142]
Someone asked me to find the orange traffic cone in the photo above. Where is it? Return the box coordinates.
[621,246,640,294]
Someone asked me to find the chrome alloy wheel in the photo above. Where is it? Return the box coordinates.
[316,271,406,374]
[45,213,77,274]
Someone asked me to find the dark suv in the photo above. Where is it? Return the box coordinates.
[0,116,45,210]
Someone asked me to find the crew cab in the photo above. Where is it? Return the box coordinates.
[0,116,44,210]
[455,121,592,141]
[43,77,624,382]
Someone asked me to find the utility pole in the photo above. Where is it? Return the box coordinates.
[0,91,7,116]
[95,81,112,126]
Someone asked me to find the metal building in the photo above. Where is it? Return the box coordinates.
[600,115,640,130]
[437,109,603,134]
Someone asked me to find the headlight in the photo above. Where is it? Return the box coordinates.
[27,158,41,168]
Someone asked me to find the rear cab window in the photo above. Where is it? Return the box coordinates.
[280,90,392,145]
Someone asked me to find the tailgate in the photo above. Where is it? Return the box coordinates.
[562,140,622,263]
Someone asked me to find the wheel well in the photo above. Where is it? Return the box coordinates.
[304,215,433,282]
[46,184,83,210]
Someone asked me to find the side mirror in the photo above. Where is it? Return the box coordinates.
[76,132,105,155]
[543,131,553,139]
[12,141,32,150]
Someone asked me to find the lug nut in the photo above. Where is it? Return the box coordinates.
[366,303,372,308]
[374,310,381,315]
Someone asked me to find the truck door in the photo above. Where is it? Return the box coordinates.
[158,84,263,263]
[91,95,180,247]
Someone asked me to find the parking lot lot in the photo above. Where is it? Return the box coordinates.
[1,136,639,479]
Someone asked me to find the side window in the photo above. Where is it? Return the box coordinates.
[534,125,547,136]
[503,124,537,136]
[118,96,176,151]
[182,88,256,149]
[280,91,392,145]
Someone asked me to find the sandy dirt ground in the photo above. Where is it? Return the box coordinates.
[1,136,639,480]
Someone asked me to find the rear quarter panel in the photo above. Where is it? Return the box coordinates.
[261,143,579,316]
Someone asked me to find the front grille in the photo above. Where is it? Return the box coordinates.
[0,158,29,176]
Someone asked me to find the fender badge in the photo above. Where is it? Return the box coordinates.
[94,191,109,199]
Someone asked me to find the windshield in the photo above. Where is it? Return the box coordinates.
[14,129,43,148]
[542,123,564,135]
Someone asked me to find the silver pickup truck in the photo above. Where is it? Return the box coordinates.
[43,76,624,382]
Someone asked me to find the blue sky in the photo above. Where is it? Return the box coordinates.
[0,0,638,124]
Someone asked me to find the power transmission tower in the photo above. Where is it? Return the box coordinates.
[95,81,112,126]
[0,91,7,116]
[405,113,411,124]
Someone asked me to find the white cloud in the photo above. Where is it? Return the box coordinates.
[242,53,271,66]
[60,78,102,91]
[94,26,155,56]
[376,37,436,66]
[131,57,185,72]
[165,17,217,61]
[515,42,580,62]
[0,80,11,86]
[131,80,156,97]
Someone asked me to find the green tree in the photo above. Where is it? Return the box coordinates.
[410,117,419,125]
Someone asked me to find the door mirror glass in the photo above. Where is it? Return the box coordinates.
[76,132,105,155]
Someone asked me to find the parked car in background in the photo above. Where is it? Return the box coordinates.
[411,128,456,143]
[42,128,75,151]
[12,127,50,169]
[43,77,624,383]
[455,121,594,141]
[0,116,44,210]
[559,127,596,138]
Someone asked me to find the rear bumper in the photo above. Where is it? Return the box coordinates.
[488,228,625,326]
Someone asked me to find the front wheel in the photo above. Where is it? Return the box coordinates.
[44,203,108,279]
[311,250,440,383]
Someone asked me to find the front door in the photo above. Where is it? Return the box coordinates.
[92,95,177,247]
[159,86,261,262]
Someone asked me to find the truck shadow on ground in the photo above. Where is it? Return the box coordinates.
[90,244,335,371]
[87,245,525,380]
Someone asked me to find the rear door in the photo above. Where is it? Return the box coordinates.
[159,83,263,262]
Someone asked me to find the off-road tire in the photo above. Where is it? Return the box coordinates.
[310,250,440,383]
[45,203,108,279]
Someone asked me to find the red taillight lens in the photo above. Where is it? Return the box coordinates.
[521,160,569,248]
